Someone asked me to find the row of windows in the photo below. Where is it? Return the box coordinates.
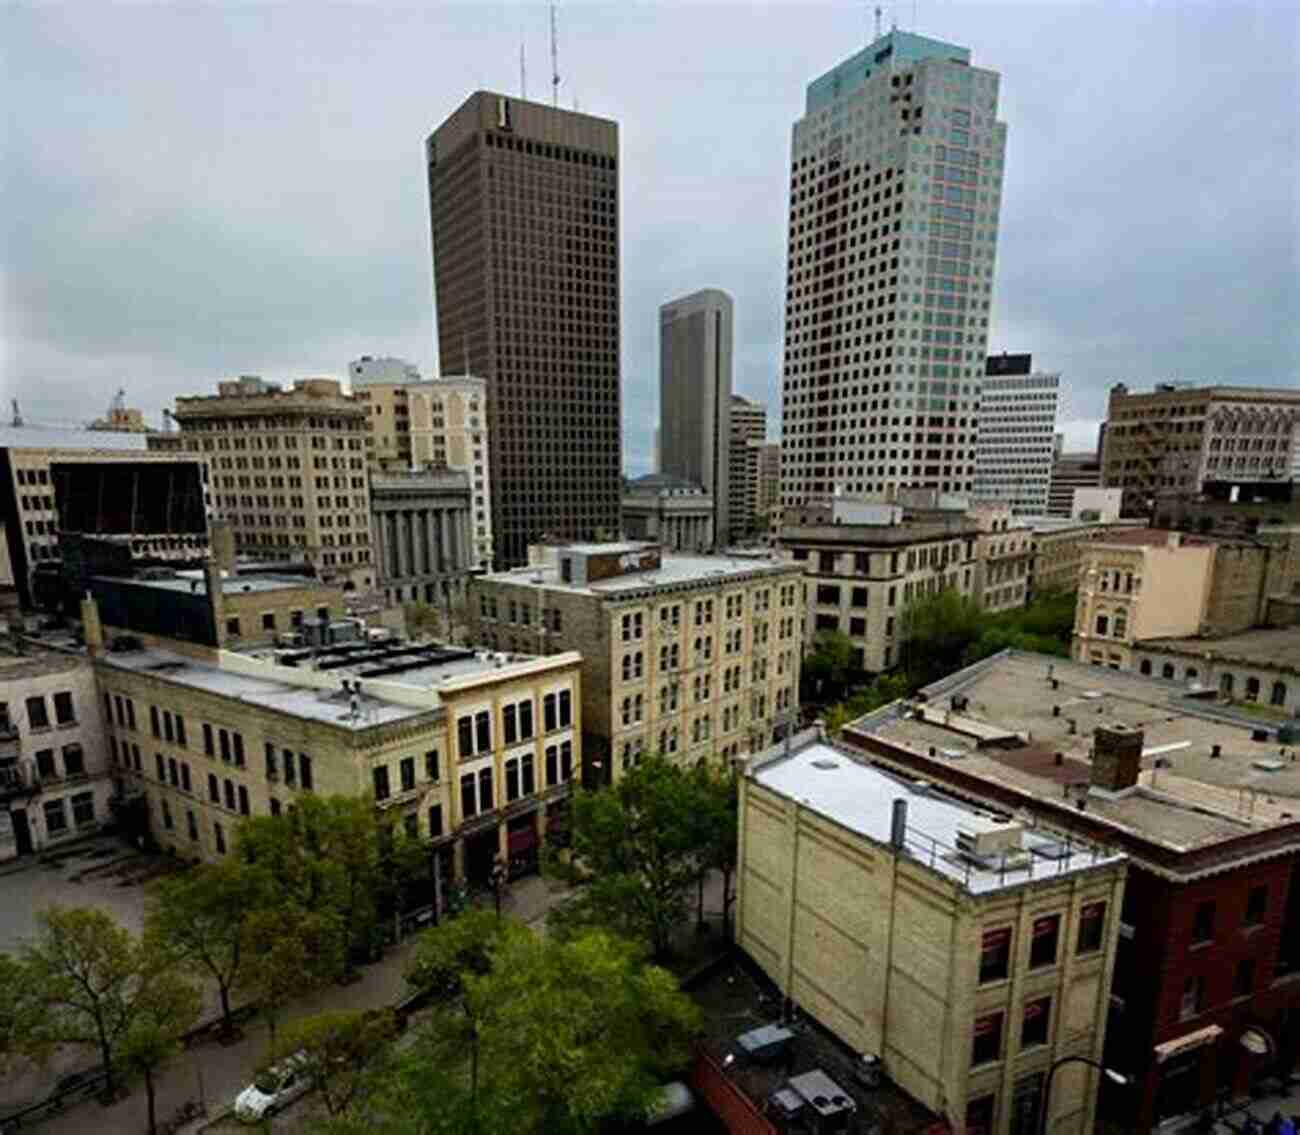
[460,740,573,819]
[8,691,78,731]
[978,902,1107,985]
[455,691,572,761]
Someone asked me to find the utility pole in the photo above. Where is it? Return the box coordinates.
[550,0,560,107]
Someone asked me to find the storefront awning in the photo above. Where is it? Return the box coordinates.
[1155,1024,1223,1064]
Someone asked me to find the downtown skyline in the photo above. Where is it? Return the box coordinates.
[3,2,1296,476]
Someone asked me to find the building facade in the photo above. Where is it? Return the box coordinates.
[91,592,583,882]
[427,92,621,567]
[1048,452,1101,518]
[739,727,1126,1135]
[659,290,734,544]
[467,542,803,782]
[1100,384,1300,506]
[1,646,113,861]
[755,442,781,534]
[973,358,1060,515]
[152,377,374,589]
[621,475,715,552]
[780,30,1006,508]
[727,396,768,541]
[370,470,474,606]
[971,504,1032,612]
[843,653,1300,1133]
[0,425,201,608]
[777,516,980,673]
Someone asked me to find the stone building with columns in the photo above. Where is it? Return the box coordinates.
[621,474,715,552]
[370,470,474,607]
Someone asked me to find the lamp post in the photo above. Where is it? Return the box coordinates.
[1038,1055,1129,1135]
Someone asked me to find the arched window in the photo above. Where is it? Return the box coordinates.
[1272,681,1288,707]
[1139,659,1153,676]
[1246,677,1261,701]
[1161,663,1175,679]
[1186,667,1199,681]
[1220,673,1235,696]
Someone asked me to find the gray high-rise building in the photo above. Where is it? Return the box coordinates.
[659,289,734,544]
[780,31,1007,506]
[426,92,621,567]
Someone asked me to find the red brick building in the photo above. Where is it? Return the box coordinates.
[842,651,1300,1133]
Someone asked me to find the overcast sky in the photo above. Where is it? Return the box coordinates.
[3,2,1297,474]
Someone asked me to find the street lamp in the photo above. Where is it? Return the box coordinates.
[1038,1055,1129,1135]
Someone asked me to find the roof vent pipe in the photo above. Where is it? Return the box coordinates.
[890,798,908,851]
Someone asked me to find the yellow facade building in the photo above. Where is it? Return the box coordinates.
[738,730,1126,1135]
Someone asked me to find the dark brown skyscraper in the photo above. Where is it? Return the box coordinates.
[426,92,621,567]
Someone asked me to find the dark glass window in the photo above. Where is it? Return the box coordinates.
[428,804,443,837]
[980,927,1011,983]
[971,1012,1003,1066]
[1234,958,1256,998]
[1077,902,1106,954]
[53,692,75,725]
[478,768,494,812]
[1021,997,1050,1048]
[26,696,49,729]
[400,757,415,793]
[425,750,440,781]
[521,754,535,795]
[1192,900,1215,944]
[461,773,476,817]
[373,766,390,801]
[1029,914,1060,969]
[1245,886,1267,927]
[458,717,474,758]
[518,700,534,739]
[299,754,313,791]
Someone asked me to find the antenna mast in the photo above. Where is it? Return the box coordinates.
[550,0,560,108]
[520,41,526,99]
[874,4,882,38]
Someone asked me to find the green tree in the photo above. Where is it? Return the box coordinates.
[119,968,202,1135]
[689,763,739,936]
[898,589,985,686]
[146,858,265,1039]
[0,952,39,1076]
[552,757,706,960]
[244,905,345,1047]
[398,916,700,1135]
[270,1009,398,1117]
[17,906,143,1100]
[803,629,856,700]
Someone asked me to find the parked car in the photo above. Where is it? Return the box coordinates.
[233,1052,310,1123]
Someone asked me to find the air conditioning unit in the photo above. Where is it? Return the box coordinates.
[956,825,1024,859]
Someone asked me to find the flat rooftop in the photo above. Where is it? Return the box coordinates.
[749,732,1121,895]
[93,571,329,597]
[0,645,85,682]
[99,642,575,729]
[0,425,151,453]
[1144,626,1300,673]
[778,519,978,545]
[485,553,796,597]
[849,652,1300,858]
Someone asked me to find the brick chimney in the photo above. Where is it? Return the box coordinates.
[1091,724,1144,792]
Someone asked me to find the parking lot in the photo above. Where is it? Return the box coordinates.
[0,835,156,952]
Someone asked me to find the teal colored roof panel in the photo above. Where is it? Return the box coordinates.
[805,30,971,115]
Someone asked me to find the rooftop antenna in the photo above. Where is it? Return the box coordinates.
[874,4,882,38]
[10,399,22,427]
[550,0,560,108]
[520,41,526,99]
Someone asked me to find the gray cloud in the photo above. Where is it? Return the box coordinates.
[3,2,1296,471]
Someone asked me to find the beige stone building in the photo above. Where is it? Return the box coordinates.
[738,728,1126,1135]
[970,504,1032,613]
[151,376,373,588]
[370,470,474,606]
[777,515,980,673]
[1025,520,1137,597]
[90,590,582,881]
[621,475,714,552]
[467,542,803,782]
[1073,527,1300,670]
[0,644,113,861]
[349,364,494,572]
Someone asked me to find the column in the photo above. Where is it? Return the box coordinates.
[416,509,430,577]
[374,510,388,583]
[424,508,439,578]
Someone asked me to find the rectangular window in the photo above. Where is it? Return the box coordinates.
[373,766,390,800]
[1245,885,1267,927]
[168,758,179,787]
[150,706,161,738]
[283,749,296,786]
[980,927,1012,983]
[1234,958,1256,998]
[187,809,199,840]
[71,791,94,827]
[219,729,231,763]
[428,804,443,837]
[175,715,186,747]
[154,752,166,781]
[223,779,235,810]
[1180,975,1205,1020]
[1029,914,1060,969]
[965,1095,995,1135]
[126,700,136,730]
[971,1012,1003,1066]
[26,696,49,729]
[208,773,219,803]
[545,745,558,786]
[425,749,440,782]
[203,723,214,756]
[179,762,191,793]
[503,704,518,745]
[544,693,557,732]
[215,822,226,855]
[506,759,520,802]
[475,711,491,753]
[518,699,534,739]
[53,692,75,725]
[269,798,281,817]
[1077,902,1106,954]
[163,712,174,743]
[458,716,474,758]
[265,743,277,780]
[232,734,245,768]
[1192,900,1215,944]
[403,813,418,840]
[238,785,250,815]
[558,690,572,728]
[159,798,173,831]
[400,757,415,793]
[62,744,84,778]
[1021,997,1050,1049]
[521,753,535,795]
[478,767,493,812]
[560,740,573,782]
[461,772,476,818]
